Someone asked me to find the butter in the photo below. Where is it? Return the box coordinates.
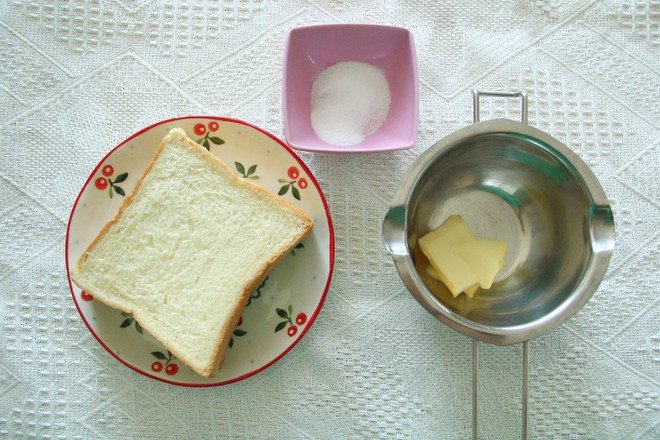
[418,215,478,296]
[418,215,506,297]
[415,247,490,316]
[425,265,479,298]
[451,239,506,289]
[419,215,476,246]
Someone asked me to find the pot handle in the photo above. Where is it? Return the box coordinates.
[472,340,529,440]
[382,206,408,257]
[472,90,528,125]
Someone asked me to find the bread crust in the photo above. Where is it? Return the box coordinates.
[71,128,313,378]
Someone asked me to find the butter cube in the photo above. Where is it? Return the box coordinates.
[451,239,507,289]
[418,215,478,297]
[419,215,476,248]
[426,265,480,298]
[462,283,480,299]
[418,215,507,298]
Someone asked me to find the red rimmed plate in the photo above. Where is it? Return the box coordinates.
[66,116,334,386]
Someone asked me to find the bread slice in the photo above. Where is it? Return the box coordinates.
[71,128,313,378]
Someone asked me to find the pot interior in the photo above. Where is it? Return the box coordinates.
[407,132,593,328]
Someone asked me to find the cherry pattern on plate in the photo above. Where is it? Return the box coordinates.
[194,122,225,150]
[274,305,308,337]
[80,290,93,302]
[151,350,179,376]
[94,164,128,199]
[278,166,308,201]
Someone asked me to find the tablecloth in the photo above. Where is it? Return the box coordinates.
[0,0,658,438]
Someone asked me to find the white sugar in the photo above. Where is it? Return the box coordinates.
[310,61,391,147]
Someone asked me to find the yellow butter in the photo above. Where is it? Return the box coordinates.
[451,239,507,289]
[418,215,475,247]
[418,215,478,297]
[425,265,480,298]
[462,283,480,299]
[418,215,506,297]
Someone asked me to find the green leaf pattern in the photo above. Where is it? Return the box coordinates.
[235,162,259,179]
[119,312,143,334]
[275,305,294,332]
[278,176,306,201]
[196,133,225,151]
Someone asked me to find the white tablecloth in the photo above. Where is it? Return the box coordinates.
[1,1,658,438]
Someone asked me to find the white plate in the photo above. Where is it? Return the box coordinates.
[66,116,334,386]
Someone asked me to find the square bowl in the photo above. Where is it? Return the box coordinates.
[283,24,418,153]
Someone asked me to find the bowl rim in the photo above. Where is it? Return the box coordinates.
[282,23,419,153]
[287,22,414,34]
[383,119,615,345]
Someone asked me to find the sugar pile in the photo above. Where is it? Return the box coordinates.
[310,61,391,147]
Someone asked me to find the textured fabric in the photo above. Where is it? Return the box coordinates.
[0,1,658,439]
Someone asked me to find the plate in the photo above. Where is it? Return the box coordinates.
[66,116,334,386]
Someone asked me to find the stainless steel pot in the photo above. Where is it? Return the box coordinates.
[382,91,615,439]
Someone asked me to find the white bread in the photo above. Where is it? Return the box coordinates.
[71,128,313,378]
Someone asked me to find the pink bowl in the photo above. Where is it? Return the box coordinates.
[283,24,419,153]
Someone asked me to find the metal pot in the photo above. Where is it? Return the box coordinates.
[382,91,615,438]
